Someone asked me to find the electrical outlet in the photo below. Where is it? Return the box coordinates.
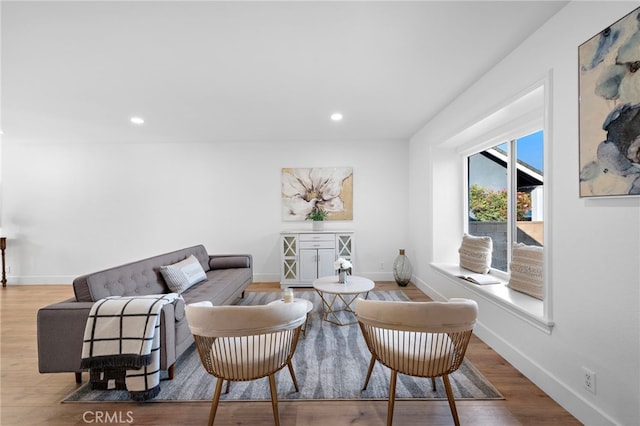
[582,367,596,394]
[379,261,384,270]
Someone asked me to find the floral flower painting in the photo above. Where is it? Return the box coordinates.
[281,167,353,220]
[579,6,640,197]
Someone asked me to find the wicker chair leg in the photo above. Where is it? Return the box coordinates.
[387,370,398,426]
[362,355,376,390]
[442,374,460,426]
[287,361,299,392]
[268,374,281,426]
[209,377,225,426]
[431,377,436,391]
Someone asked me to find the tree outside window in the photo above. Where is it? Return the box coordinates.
[469,184,532,222]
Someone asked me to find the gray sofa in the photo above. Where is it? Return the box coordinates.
[37,245,253,383]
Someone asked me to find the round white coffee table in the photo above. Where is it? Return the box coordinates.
[267,297,314,337]
[312,275,375,326]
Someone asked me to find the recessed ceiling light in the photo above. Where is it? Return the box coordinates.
[331,113,343,122]
[130,117,145,125]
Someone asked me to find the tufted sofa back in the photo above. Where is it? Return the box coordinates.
[73,245,211,302]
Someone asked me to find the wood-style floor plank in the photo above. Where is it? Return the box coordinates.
[0,283,581,425]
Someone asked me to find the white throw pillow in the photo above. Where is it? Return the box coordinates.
[458,233,493,274]
[508,243,544,300]
[160,255,207,293]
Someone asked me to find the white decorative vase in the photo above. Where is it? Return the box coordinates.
[338,269,348,284]
[312,221,324,231]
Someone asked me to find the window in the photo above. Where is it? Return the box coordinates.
[430,78,552,331]
[467,130,544,272]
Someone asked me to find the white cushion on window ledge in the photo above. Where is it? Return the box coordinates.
[508,243,544,300]
[458,233,493,274]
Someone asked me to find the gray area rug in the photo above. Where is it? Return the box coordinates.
[63,290,503,402]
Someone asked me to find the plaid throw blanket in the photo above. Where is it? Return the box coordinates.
[80,293,181,401]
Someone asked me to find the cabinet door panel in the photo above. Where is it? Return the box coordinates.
[282,258,297,280]
[299,249,318,282]
[317,249,335,279]
[337,234,353,258]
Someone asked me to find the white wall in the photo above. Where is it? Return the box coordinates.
[409,2,640,425]
[5,2,638,424]
[2,138,409,284]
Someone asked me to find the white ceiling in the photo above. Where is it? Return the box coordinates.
[1,1,568,143]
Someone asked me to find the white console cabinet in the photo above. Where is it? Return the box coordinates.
[280,231,354,287]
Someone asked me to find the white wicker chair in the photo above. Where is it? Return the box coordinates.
[185,301,308,426]
[355,298,478,426]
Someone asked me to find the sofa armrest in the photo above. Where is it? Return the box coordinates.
[37,299,94,374]
[208,254,253,270]
[38,298,180,375]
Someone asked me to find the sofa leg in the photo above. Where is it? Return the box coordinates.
[75,372,82,383]
[168,364,175,380]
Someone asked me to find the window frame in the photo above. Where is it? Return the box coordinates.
[452,75,553,330]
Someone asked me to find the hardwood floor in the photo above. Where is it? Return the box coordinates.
[0,282,581,425]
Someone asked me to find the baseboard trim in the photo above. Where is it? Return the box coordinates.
[5,276,74,285]
[474,322,617,426]
[414,274,617,426]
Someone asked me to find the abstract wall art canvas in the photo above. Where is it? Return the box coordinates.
[579,6,640,197]
[281,167,353,221]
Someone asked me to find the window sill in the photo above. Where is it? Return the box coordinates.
[431,263,554,334]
